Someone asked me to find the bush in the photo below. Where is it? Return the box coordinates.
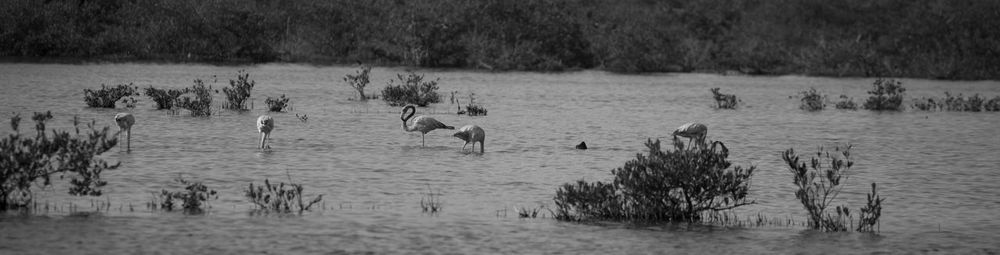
[554,139,755,222]
[264,94,291,112]
[985,96,1000,112]
[175,80,213,116]
[799,88,825,111]
[154,175,217,212]
[835,95,858,110]
[862,78,905,111]
[144,86,189,110]
[245,178,323,213]
[710,88,739,109]
[911,92,988,112]
[782,145,885,232]
[222,70,254,110]
[0,112,119,210]
[84,83,138,108]
[458,92,487,116]
[381,72,442,107]
[344,64,376,100]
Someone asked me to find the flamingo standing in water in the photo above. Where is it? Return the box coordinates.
[257,115,274,150]
[672,122,707,148]
[401,105,454,146]
[114,113,135,152]
[453,125,485,153]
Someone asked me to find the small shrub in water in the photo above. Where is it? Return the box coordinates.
[862,78,905,111]
[0,112,119,210]
[710,88,739,109]
[344,64,376,100]
[458,92,488,116]
[911,97,940,111]
[175,79,213,116]
[554,139,755,222]
[245,178,323,213]
[265,94,291,112]
[835,95,858,110]
[156,175,217,212]
[84,83,138,108]
[381,72,442,107]
[222,70,254,110]
[420,185,442,213]
[985,96,1000,112]
[144,86,189,110]
[782,145,884,232]
[799,88,825,111]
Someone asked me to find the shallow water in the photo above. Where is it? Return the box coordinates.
[1,63,999,254]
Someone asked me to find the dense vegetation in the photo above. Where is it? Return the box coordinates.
[2,0,998,79]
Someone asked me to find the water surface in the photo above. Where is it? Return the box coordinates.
[1,63,998,254]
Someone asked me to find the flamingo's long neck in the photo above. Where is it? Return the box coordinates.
[401,107,416,132]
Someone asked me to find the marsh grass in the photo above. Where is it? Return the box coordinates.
[344,64,377,100]
[144,86,189,110]
[553,138,755,222]
[862,78,905,111]
[420,185,442,214]
[265,94,291,112]
[84,83,139,108]
[152,175,217,213]
[710,88,739,109]
[222,70,254,110]
[175,79,213,116]
[835,95,858,110]
[0,112,119,210]
[782,145,885,232]
[381,72,442,107]
[799,88,825,111]
[245,177,324,213]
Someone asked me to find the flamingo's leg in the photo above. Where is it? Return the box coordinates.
[126,128,131,152]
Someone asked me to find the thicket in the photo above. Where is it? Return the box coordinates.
[3,0,998,79]
[245,178,323,213]
[175,79,213,116]
[0,112,119,210]
[222,70,254,110]
[153,175,218,212]
[144,86,188,110]
[84,83,138,108]
[553,139,754,222]
[264,94,290,112]
[799,88,825,111]
[381,72,441,107]
[862,78,905,111]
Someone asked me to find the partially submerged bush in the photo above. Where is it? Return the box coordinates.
[154,175,217,212]
[835,95,858,110]
[245,178,323,213]
[799,88,825,111]
[265,94,291,112]
[144,86,189,110]
[554,139,755,222]
[862,78,905,111]
[175,80,213,116]
[0,112,119,210]
[710,88,738,109]
[782,145,885,232]
[344,64,376,100]
[912,92,988,112]
[84,83,138,108]
[381,72,441,107]
[986,96,1000,112]
[458,92,488,116]
[222,70,254,110]
[420,185,443,214]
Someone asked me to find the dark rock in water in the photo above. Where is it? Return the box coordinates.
[575,141,588,150]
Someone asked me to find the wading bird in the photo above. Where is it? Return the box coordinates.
[401,105,454,146]
[114,113,135,152]
[672,122,707,148]
[453,125,485,153]
[257,115,274,149]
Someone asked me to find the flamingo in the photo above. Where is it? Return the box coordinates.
[453,125,485,153]
[257,115,274,149]
[401,105,454,147]
[114,113,135,152]
[672,122,707,148]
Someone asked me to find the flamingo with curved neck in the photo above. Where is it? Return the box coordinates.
[401,105,454,146]
[453,125,485,153]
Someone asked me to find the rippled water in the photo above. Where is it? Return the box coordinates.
[1,63,998,254]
